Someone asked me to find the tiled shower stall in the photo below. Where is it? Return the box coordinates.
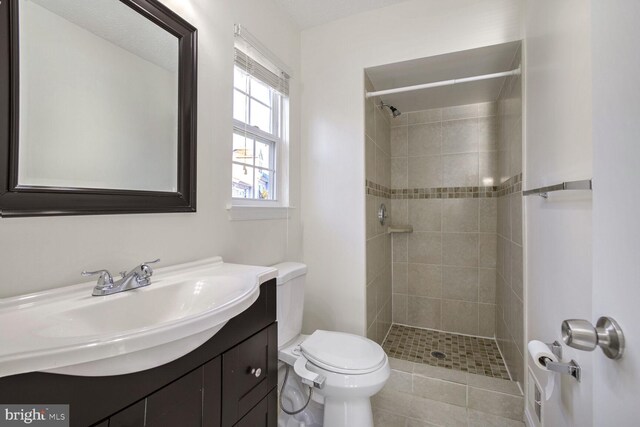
[364,47,524,425]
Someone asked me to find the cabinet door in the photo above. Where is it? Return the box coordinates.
[222,324,277,426]
[145,368,203,427]
[233,389,277,427]
[109,400,145,427]
[203,356,222,427]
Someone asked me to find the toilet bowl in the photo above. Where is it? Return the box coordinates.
[274,262,390,427]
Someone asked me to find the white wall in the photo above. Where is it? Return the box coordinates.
[591,1,640,425]
[524,1,593,425]
[0,0,302,298]
[300,0,523,335]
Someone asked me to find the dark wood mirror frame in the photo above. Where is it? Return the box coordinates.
[0,0,197,217]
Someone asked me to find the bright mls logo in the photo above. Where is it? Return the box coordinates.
[0,405,68,427]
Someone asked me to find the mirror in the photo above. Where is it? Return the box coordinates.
[0,0,197,216]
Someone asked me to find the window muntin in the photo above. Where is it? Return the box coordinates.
[232,66,282,201]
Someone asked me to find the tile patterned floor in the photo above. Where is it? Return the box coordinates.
[382,324,510,380]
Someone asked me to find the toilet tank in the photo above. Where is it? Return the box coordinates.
[272,262,307,348]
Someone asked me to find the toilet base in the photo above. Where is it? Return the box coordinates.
[323,397,373,427]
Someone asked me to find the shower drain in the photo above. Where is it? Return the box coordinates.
[430,351,447,360]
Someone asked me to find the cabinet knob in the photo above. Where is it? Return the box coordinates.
[249,367,262,378]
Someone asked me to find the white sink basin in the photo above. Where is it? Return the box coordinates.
[0,257,277,378]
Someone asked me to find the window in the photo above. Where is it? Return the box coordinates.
[232,28,289,204]
[232,67,282,201]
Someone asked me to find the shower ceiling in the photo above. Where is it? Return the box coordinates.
[366,41,521,112]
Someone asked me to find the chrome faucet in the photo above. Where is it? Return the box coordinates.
[82,259,160,296]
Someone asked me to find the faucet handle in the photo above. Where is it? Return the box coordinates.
[137,259,160,283]
[82,269,114,287]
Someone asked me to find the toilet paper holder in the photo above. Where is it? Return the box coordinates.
[540,341,582,382]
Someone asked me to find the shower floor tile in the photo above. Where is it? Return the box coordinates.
[382,324,510,380]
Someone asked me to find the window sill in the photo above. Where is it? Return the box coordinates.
[226,204,293,221]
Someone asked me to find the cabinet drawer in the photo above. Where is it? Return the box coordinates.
[221,323,277,426]
[233,389,277,427]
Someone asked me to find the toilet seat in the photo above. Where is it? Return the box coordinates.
[300,330,386,375]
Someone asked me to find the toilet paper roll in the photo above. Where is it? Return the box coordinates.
[527,340,558,369]
[527,340,558,400]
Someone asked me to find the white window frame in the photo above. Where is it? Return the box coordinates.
[230,67,290,216]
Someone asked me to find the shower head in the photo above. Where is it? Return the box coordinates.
[380,101,401,118]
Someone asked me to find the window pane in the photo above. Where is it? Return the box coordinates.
[232,163,254,198]
[232,133,254,165]
[255,140,271,168]
[234,67,248,91]
[250,99,271,132]
[250,78,271,105]
[255,169,273,200]
[233,90,248,123]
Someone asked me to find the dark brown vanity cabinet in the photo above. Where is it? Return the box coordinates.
[0,279,278,427]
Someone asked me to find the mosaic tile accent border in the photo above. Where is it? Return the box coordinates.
[383,324,510,380]
[390,186,498,199]
[367,175,522,199]
[365,180,391,198]
[497,173,522,197]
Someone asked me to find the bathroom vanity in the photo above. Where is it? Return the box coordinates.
[0,274,278,426]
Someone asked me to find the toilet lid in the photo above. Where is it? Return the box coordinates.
[300,330,386,374]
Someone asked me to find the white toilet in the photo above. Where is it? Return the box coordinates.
[274,262,390,427]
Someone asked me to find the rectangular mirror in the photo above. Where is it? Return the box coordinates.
[0,0,197,216]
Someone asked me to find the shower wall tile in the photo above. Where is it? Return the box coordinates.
[407,297,442,329]
[478,268,497,304]
[391,199,408,224]
[408,232,442,265]
[408,264,442,298]
[443,266,478,302]
[479,233,497,268]
[479,199,497,233]
[391,126,408,157]
[442,300,478,336]
[408,108,442,125]
[390,102,499,339]
[366,136,375,182]
[390,113,408,127]
[479,152,499,187]
[393,262,408,294]
[443,104,478,121]
[443,153,479,187]
[478,116,498,152]
[511,245,523,300]
[442,233,479,267]
[408,199,442,232]
[391,158,408,189]
[393,234,408,262]
[365,71,393,343]
[393,293,408,324]
[443,199,479,232]
[442,119,478,154]
[478,304,496,338]
[477,101,498,118]
[510,192,522,245]
[366,194,377,239]
[408,155,442,188]
[376,107,391,155]
[408,123,442,157]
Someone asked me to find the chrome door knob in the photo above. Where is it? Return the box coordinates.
[249,367,262,378]
[561,316,624,359]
